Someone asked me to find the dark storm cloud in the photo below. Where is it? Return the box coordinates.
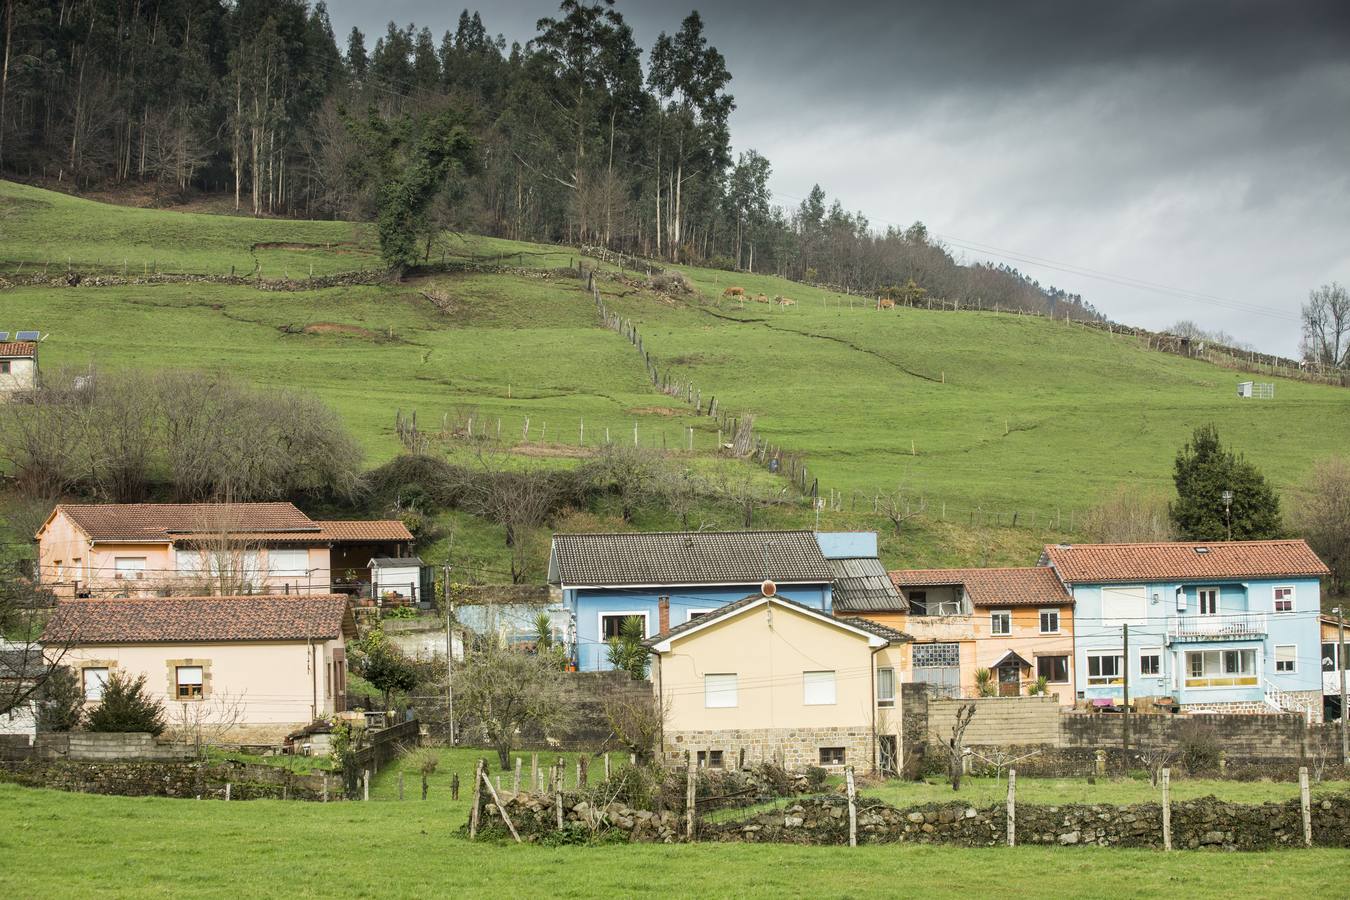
[326,1,1350,354]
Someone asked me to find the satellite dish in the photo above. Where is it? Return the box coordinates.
[761,579,777,597]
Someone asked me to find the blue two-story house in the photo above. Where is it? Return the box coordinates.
[1042,540,1330,721]
[549,530,884,671]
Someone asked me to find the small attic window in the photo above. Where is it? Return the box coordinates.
[1194,547,1210,554]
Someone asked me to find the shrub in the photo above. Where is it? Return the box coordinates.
[86,672,166,736]
[1177,719,1221,773]
[35,665,85,732]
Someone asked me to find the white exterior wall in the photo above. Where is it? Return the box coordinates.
[0,356,37,397]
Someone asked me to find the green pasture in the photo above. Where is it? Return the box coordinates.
[2,756,1345,898]
[3,180,1348,564]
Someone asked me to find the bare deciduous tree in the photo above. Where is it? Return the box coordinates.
[1082,484,1176,543]
[0,577,66,723]
[172,691,249,758]
[878,487,927,536]
[1291,456,1350,598]
[604,691,668,763]
[456,633,576,769]
[943,702,977,792]
[1301,281,1350,369]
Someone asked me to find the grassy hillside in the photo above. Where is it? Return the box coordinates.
[2,180,1347,571]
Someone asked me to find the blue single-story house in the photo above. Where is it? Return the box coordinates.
[549,530,894,671]
[1041,540,1330,722]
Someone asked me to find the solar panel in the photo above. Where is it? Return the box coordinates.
[15,331,40,341]
[0,333,8,341]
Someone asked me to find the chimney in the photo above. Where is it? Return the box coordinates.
[658,595,670,633]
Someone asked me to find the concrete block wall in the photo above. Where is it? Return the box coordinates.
[32,732,194,762]
[926,697,1061,746]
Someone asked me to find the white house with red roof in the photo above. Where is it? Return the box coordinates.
[1040,540,1329,721]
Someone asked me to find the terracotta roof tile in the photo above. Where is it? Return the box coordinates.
[314,520,414,542]
[0,342,37,358]
[1041,540,1330,584]
[42,595,353,644]
[53,503,316,542]
[550,531,832,586]
[889,567,1073,607]
[45,504,412,544]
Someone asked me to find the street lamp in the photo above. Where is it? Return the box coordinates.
[1221,490,1233,541]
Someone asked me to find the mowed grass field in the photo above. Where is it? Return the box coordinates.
[3,180,1349,554]
[3,752,1348,898]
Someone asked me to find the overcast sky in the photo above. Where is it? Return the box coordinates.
[326,1,1350,356]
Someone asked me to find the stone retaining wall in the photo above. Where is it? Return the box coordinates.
[704,793,1350,850]
[0,759,332,801]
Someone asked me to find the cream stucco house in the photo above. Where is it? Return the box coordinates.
[42,595,354,743]
[646,587,911,774]
[35,503,415,601]
[0,339,38,399]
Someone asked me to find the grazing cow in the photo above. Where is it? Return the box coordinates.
[878,298,896,310]
[754,293,770,303]
[775,296,796,306]
[722,286,745,298]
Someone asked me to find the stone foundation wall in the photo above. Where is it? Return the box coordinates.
[1182,692,1323,723]
[662,727,873,772]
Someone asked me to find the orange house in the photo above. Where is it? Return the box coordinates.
[848,568,1076,704]
[35,503,414,601]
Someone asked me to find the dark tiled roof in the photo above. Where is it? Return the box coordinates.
[0,341,37,358]
[550,531,832,587]
[42,595,353,644]
[838,616,912,643]
[1041,540,1330,584]
[829,557,908,611]
[890,567,1073,607]
[645,593,906,647]
[0,646,49,680]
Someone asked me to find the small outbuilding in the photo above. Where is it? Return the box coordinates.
[368,557,433,607]
[0,338,39,399]
[1237,381,1274,399]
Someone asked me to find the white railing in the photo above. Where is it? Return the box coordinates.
[1264,679,1316,725]
[1167,612,1267,641]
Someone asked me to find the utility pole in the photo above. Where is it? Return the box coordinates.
[444,564,455,746]
[1221,490,1233,541]
[1121,622,1130,752]
[1338,607,1347,765]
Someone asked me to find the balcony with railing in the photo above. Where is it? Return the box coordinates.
[1167,612,1267,642]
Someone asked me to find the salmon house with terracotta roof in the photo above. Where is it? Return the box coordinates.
[35,503,418,603]
[1040,540,1330,721]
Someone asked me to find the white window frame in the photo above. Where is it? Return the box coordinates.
[1139,648,1162,677]
[989,609,1011,637]
[1184,648,1258,688]
[704,673,738,708]
[175,665,204,700]
[1039,608,1060,634]
[1197,586,1220,616]
[82,667,109,702]
[114,557,147,581]
[685,608,714,623]
[803,670,837,706]
[1274,644,1297,674]
[598,611,649,643]
[267,548,310,578]
[1273,586,1295,614]
[1086,651,1124,686]
[876,666,896,707]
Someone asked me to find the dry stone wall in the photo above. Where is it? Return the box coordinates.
[0,759,331,801]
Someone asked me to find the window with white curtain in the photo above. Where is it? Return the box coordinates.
[82,667,109,701]
[704,673,737,708]
[267,548,310,577]
[803,670,836,705]
[876,667,896,707]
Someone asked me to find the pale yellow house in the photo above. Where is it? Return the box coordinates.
[647,587,910,774]
[42,595,355,743]
[0,340,38,398]
[35,503,414,601]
